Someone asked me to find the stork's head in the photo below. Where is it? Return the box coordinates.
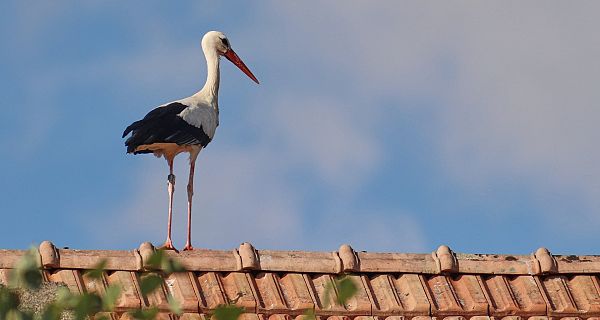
[202,31,259,84]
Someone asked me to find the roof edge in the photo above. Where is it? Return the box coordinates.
[1,242,599,275]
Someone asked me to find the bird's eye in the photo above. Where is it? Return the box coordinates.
[220,38,229,47]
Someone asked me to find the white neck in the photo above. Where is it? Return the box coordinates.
[198,49,220,103]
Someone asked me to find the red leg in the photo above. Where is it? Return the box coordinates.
[183,149,200,251]
[160,156,177,251]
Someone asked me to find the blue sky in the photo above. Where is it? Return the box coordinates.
[1,2,599,254]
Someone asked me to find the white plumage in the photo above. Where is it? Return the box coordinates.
[178,95,219,139]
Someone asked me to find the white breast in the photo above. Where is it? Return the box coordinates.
[177,96,219,139]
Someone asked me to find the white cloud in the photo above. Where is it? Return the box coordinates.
[256,2,600,222]
[435,4,600,220]
[252,95,382,192]
[304,205,427,252]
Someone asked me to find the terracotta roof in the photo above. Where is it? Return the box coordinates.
[2,241,600,320]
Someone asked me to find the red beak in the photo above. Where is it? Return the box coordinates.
[223,49,259,84]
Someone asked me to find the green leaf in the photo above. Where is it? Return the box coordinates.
[146,250,165,269]
[146,249,184,274]
[0,287,20,316]
[55,286,76,307]
[302,309,316,320]
[322,278,334,308]
[6,309,34,320]
[139,274,163,296]
[162,257,185,275]
[335,277,357,306]
[168,295,182,315]
[102,284,121,311]
[321,276,358,307]
[85,259,108,280]
[22,270,42,289]
[213,305,244,320]
[40,304,64,320]
[130,307,159,320]
[73,293,103,320]
[10,247,42,289]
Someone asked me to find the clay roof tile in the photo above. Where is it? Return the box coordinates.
[2,241,600,319]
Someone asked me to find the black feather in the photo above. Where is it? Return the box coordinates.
[122,102,212,154]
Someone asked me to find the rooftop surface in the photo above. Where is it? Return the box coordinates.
[2,241,600,319]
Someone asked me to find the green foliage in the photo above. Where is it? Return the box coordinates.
[146,249,185,274]
[102,284,121,311]
[213,305,244,320]
[167,295,182,315]
[10,247,42,290]
[139,273,163,296]
[335,276,358,306]
[302,309,317,320]
[129,307,158,320]
[40,304,63,320]
[5,309,34,320]
[0,287,21,319]
[52,287,103,320]
[85,259,108,280]
[322,276,358,308]
[72,292,103,319]
[146,249,165,269]
[303,275,359,320]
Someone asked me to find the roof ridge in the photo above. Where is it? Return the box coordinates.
[1,241,598,275]
[3,241,600,318]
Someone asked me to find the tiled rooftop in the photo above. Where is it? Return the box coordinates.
[2,241,600,320]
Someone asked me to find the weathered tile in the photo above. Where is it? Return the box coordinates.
[306,274,346,315]
[196,272,228,310]
[82,270,108,295]
[447,275,488,314]
[165,272,200,313]
[425,275,463,315]
[220,272,257,312]
[252,272,288,313]
[180,314,209,320]
[278,273,314,312]
[482,276,520,316]
[139,272,170,311]
[342,275,372,315]
[0,269,11,285]
[47,269,83,294]
[563,275,600,314]
[506,276,546,315]
[107,271,141,310]
[2,245,600,319]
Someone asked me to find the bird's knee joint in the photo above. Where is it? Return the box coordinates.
[187,184,194,195]
[168,174,176,184]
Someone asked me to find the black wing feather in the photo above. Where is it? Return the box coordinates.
[122,102,212,154]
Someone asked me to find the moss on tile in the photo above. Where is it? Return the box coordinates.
[8,282,75,320]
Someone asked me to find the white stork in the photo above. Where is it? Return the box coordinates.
[122,31,259,251]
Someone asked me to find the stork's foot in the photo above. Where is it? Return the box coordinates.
[159,239,178,252]
[183,243,194,251]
